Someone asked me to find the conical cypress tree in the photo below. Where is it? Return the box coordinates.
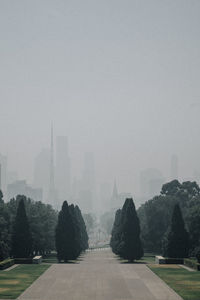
[110,209,122,254]
[118,198,143,261]
[69,204,82,258]
[74,205,88,251]
[164,203,189,258]
[0,190,3,204]
[55,201,76,262]
[12,197,32,258]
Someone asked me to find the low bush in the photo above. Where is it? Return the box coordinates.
[0,258,15,270]
[165,258,184,264]
[14,258,33,264]
[184,258,200,271]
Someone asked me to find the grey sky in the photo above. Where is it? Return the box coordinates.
[0,0,200,196]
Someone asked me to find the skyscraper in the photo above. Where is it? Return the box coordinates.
[0,154,7,195]
[170,154,178,180]
[140,168,165,199]
[48,124,57,208]
[56,136,71,201]
[0,164,1,191]
[110,180,118,210]
[79,153,96,212]
[33,148,50,202]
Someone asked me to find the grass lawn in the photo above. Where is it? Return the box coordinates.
[149,264,200,300]
[0,264,50,299]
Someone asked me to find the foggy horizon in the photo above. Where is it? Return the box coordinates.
[1,0,200,209]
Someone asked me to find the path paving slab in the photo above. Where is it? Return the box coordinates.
[18,249,183,300]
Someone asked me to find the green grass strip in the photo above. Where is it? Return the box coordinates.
[0,264,50,299]
[148,264,200,300]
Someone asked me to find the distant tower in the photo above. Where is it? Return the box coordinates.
[113,180,118,199]
[110,180,119,210]
[56,136,71,201]
[48,124,57,207]
[0,164,1,191]
[78,153,96,212]
[171,155,178,180]
[0,154,7,196]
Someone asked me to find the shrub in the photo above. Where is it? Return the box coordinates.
[165,258,184,264]
[0,241,10,261]
[184,258,200,271]
[194,247,200,263]
[14,258,33,264]
[0,258,15,270]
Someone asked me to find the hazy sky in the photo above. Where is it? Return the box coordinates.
[0,0,200,196]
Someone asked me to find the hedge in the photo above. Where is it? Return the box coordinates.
[165,258,184,264]
[0,258,15,270]
[184,258,200,271]
[14,258,33,264]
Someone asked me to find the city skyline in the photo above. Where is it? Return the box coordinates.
[0,125,199,212]
[1,0,200,206]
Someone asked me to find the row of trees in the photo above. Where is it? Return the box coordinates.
[110,198,143,261]
[56,201,88,262]
[0,193,88,261]
[138,180,200,257]
[0,193,57,260]
[110,195,191,260]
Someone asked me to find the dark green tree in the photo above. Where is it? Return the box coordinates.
[55,201,76,262]
[11,197,32,258]
[74,205,88,251]
[0,191,10,260]
[110,209,122,254]
[0,241,9,260]
[138,195,175,252]
[7,196,57,255]
[69,204,82,258]
[163,203,189,258]
[0,190,3,204]
[118,198,143,261]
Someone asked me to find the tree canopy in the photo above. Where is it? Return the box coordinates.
[163,203,189,258]
[11,197,32,258]
[110,198,143,261]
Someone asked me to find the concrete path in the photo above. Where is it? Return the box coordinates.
[18,249,182,300]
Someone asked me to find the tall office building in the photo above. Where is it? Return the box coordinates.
[48,124,58,208]
[7,171,18,185]
[140,168,165,199]
[110,180,118,210]
[0,164,1,191]
[33,148,50,202]
[56,136,71,201]
[7,180,42,202]
[170,154,178,180]
[79,153,96,212]
[0,154,7,195]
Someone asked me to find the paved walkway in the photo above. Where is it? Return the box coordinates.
[18,249,182,300]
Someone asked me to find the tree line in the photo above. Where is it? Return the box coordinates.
[138,180,200,258]
[0,193,57,260]
[110,184,196,261]
[0,192,88,261]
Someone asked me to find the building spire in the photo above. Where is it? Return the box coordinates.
[50,122,55,190]
[48,122,57,207]
[112,179,118,198]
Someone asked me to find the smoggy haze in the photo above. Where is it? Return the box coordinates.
[0,0,200,207]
